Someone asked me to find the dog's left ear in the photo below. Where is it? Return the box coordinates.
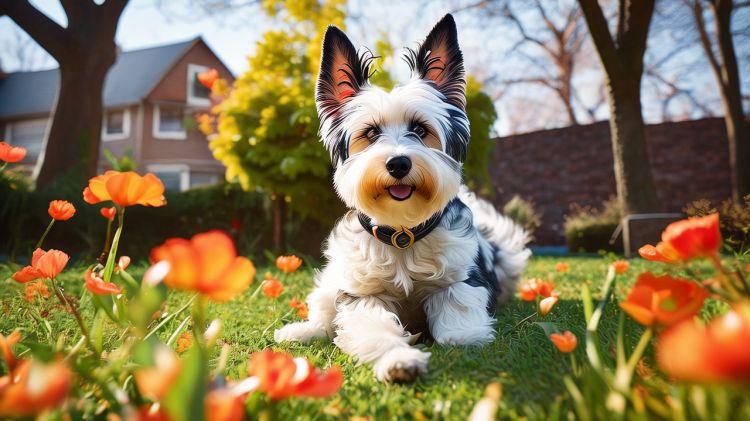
[406,14,466,110]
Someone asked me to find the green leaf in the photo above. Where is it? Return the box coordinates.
[534,321,561,336]
[91,310,105,355]
[163,345,208,421]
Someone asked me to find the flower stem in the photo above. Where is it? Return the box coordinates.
[709,253,741,299]
[103,207,125,283]
[50,278,96,353]
[35,219,55,249]
[614,327,653,393]
[98,218,114,266]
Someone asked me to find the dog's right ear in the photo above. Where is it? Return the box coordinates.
[316,26,371,120]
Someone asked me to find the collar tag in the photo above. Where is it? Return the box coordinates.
[390,226,415,249]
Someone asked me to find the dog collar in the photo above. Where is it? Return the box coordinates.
[357,210,444,250]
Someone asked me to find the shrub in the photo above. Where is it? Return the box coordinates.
[564,196,622,253]
[503,195,541,235]
[684,195,750,252]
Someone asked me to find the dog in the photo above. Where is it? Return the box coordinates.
[275,14,531,383]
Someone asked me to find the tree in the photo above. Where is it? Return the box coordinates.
[690,0,750,201]
[1,0,129,189]
[578,0,663,215]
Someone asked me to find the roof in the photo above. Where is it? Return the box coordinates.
[0,38,198,120]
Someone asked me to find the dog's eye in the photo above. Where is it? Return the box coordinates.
[364,127,380,141]
[413,124,427,138]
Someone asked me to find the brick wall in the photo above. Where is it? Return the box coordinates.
[489,118,732,245]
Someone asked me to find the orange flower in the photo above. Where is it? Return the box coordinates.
[84,268,122,295]
[657,303,750,383]
[100,206,117,220]
[0,330,21,371]
[276,255,303,273]
[0,359,72,418]
[554,262,570,273]
[150,230,256,302]
[262,278,284,298]
[640,214,721,262]
[48,200,76,221]
[538,296,558,316]
[549,331,577,353]
[518,278,556,301]
[117,255,131,272]
[289,299,309,319]
[619,272,708,328]
[176,331,193,353]
[0,141,26,163]
[24,282,51,303]
[134,345,181,401]
[248,349,343,400]
[611,260,629,274]
[83,170,166,207]
[12,249,69,283]
[197,68,219,89]
[204,378,258,421]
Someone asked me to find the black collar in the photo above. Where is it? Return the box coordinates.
[357,209,444,250]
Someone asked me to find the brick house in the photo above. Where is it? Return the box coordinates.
[0,37,233,191]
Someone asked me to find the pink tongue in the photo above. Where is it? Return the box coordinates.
[388,185,412,199]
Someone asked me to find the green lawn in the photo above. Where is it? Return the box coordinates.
[0,256,684,419]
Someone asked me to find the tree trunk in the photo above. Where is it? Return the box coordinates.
[35,51,116,188]
[272,194,286,253]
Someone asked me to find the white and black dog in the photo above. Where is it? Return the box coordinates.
[275,14,530,383]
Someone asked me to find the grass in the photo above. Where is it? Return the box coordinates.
[0,256,702,419]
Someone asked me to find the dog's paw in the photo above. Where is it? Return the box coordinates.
[372,347,430,383]
[274,322,326,344]
[433,326,495,346]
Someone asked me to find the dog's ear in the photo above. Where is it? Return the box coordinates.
[406,14,466,109]
[316,26,370,119]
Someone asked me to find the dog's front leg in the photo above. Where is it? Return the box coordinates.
[333,293,430,383]
[424,282,496,345]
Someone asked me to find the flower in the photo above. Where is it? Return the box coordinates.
[276,255,303,273]
[134,345,181,401]
[12,249,69,283]
[549,331,577,353]
[197,68,219,89]
[539,296,558,316]
[84,268,122,295]
[619,272,708,328]
[289,299,309,319]
[518,278,556,301]
[24,282,51,303]
[100,206,117,220]
[248,349,343,400]
[0,142,26,163]
[640,214,721,262]
[150,230,256,302]
[83,170,166,207]
[657,303,750,383]
[554,262,570,273]
[0,330,21,371]
[262,278,284,298]
[197,113,214,136]
[0,359,72,418]
[205,387,246,421]
[117,256,131,272]
[176,331,192,353]
[611,260,629,274]
[48,200,76,221]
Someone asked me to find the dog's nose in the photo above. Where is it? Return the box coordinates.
[386,156,412,179]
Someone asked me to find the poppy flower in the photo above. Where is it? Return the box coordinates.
[289,299,309,319]
[640,214,721,262]
[198,68,219,90]
[150,230,256,302]
[262,278,284,298]
[555,262,570,273]
[83,171,166,207]
[611,260,629,274]
[619,272,708,328]
[549,331,577,353]
[657,303,750,383]
[134,345,181,401]
[12,249,69,283]
[100,206,117,220]
[24,282,51,303]
[204,377,259,421]
[276,255,303,273]
[48,200,76,221]
[539,296,558,316]
[247,349,343,400]
[518,278,556,301]
[84,268,122,295]
[0,142,26,163]
[0,359,72,418]
[0,330,21,371]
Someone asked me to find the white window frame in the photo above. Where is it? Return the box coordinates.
[146,164,190,192]
[186,63,211,107]
[101,108,131,141]
[152,105,187,140]
[4,118,50,159]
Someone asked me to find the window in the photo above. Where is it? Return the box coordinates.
[102,109,130,141]
[147,164,189,191]
[5,118,49,161]
[153,105,187,139]
[187,64,211,106]
[189,172,219,189]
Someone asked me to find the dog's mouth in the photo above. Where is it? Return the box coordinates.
[387,185,415,201]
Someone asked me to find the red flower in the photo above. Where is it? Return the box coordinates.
[197,68,219,90]
[640,214,721,262]
[276,255,303,273]
[611,260,629,274]
[262,278,284,299]
[134,346,181,401]
[619,272,708,328]
[100,206,117,220]
[289,299,309,319]
[549,331,577,353]
[12,249,69,283]
[248,349,343,400]
[518,278,556,301]
[84,268,122,295]
[0,141,26,163]
[555,262,570,273]
[48,200,76,221]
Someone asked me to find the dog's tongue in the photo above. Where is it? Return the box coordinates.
[388,185,412,199]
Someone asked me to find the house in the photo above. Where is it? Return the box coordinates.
[0,37,234,191]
